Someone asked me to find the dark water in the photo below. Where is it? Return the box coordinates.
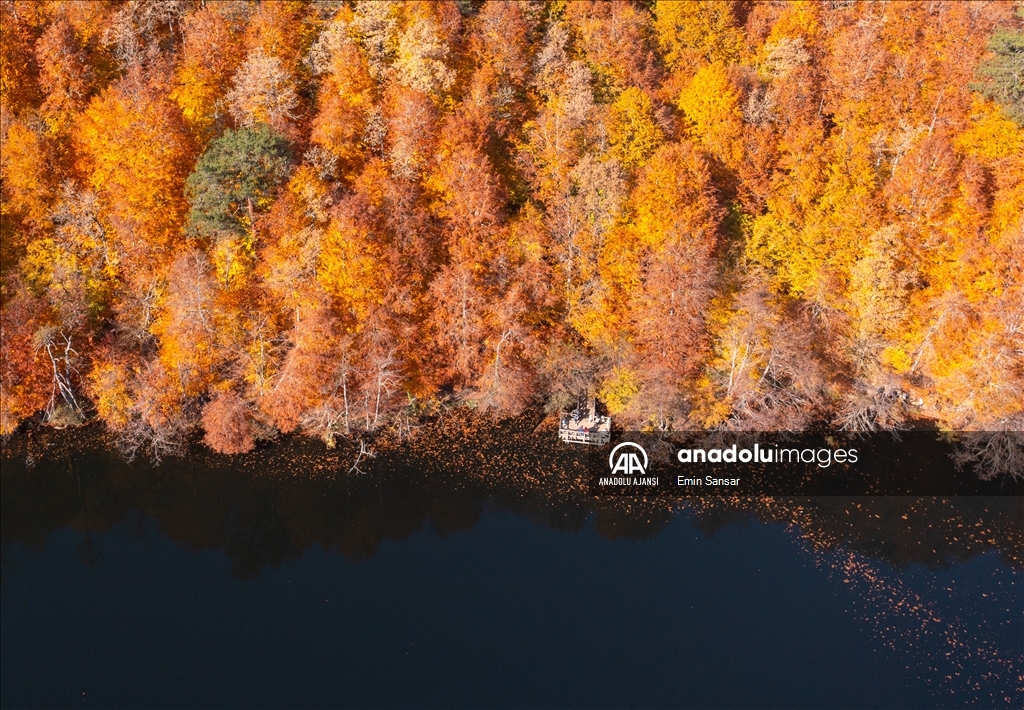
[2,425,1022,709]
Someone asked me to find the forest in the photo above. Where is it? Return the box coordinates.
[1,1,1022,461]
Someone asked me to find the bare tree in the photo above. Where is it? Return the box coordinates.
[707,285,827,431]
[835,378,912,432]
[394,16,455,96]
[115,361,194,463]
[360,347,401,430]
[351,0,400,79]
[345,438,376,475]
[33,326,84,427]
[104,0,192,68]
[952,418,1024,481]
[226,49,299,133]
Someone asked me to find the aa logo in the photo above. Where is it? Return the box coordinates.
[609,442,648,476]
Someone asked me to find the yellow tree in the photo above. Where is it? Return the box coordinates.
[654,0,745,79]
[694,283,826,431]
[956,97,1024,254]
[393,8,456,98]
[150,250,222,400]
[608,87,664,170]
[575,142,723,424]
[1,120,56,252]
[260,161,334,318]
[898,99,1024,434]
[19,185,116,333]
[744,117,830,298]
[75,68,195,261]
[317,204,391,329]
[170,5,245,140]
[308,10,376,180]
[0,1,43,116]
[676,61,744,170]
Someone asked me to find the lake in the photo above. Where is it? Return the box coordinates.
[2,423,1021,708]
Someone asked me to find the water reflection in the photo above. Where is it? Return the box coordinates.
[2,419,1022,706]
[3,422,1020,577]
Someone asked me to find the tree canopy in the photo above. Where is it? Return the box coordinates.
[1,1,1021,471]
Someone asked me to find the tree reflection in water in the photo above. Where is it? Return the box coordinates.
[4,419,1020,574]
[2,417,1021,705]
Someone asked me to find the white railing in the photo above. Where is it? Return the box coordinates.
[559,428,611,445]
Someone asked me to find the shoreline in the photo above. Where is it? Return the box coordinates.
[3,417,1022,575]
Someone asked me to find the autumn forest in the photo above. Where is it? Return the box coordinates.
[1,0,1022,460]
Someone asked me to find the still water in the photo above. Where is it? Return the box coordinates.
[2,425,1021,709]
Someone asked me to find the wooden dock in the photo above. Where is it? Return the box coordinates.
[558,398,611,446]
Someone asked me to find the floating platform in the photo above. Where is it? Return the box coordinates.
[559,398,611,446]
